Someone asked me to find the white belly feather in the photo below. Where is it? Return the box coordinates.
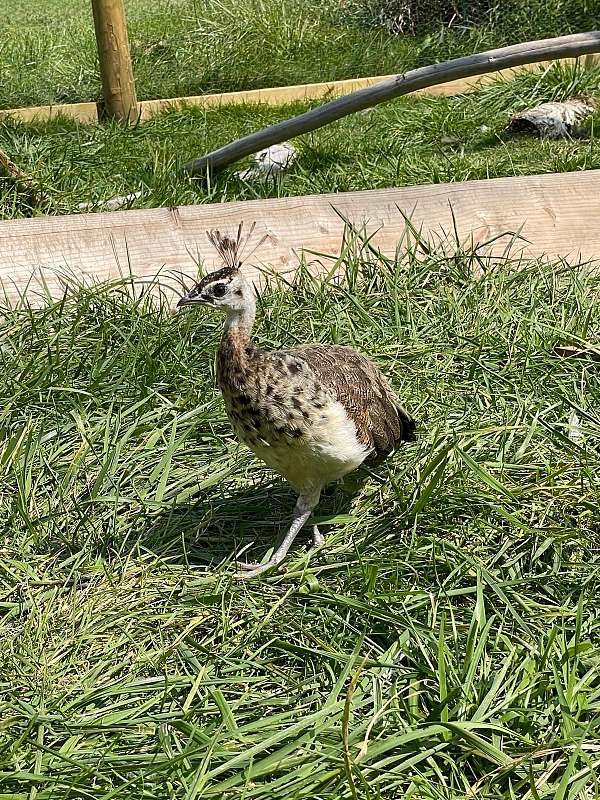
[249,399,370,493]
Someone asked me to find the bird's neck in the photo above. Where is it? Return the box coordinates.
[217,305,257,391]
[223,302,256,337]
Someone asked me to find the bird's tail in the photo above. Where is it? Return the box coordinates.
[396,403,417,442]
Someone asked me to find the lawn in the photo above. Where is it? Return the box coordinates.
[1,239,599,798]
[0,0,598,110]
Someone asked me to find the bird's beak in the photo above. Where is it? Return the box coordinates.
[176,288,211,310]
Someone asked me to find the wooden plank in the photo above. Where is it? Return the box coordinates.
[0,56,592,125]
[2,170,599,307]
[0,101,99,124]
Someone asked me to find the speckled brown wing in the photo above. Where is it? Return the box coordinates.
[288,344,416,464]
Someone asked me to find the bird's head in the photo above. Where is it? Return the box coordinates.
[176,265,253,314]
[177,225,261,319]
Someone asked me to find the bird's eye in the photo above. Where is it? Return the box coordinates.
[212,283,227,298]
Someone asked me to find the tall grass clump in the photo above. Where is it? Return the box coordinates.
[1,229,599,798]
[332,0,600,38]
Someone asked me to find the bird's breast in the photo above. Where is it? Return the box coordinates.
[222,384,370,492]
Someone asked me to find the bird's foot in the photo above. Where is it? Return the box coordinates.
[236,527,325,580]
[233,498,319,581]
[235,557,282,580]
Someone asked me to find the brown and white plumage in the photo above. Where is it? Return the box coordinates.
[289,344,415,464]
[178,225,416,578]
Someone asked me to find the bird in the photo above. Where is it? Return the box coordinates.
[234,142,297,181]
[177,223,416,579]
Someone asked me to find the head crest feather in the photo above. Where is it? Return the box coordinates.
[206,221,267,269]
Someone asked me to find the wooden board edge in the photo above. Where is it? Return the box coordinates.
[2,170,600,308]
[1,55,597,125]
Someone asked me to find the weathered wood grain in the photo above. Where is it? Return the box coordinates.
[1,170,599,307]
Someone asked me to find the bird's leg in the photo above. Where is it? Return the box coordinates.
[236,491,320,580]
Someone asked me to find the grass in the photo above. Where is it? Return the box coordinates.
[1,230,600,798]
[1,0,598,111]
[1,60,600,220]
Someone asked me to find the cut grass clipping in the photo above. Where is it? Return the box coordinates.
[1,229,599,798]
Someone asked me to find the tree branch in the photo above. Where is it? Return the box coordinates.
[184,31,600,176]
[0,148,46,207]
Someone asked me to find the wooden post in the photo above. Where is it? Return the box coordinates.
[91,0,138,123]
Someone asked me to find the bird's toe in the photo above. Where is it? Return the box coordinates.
[312,525,325,547]
[235,559,280,580]
[236,559,265,570]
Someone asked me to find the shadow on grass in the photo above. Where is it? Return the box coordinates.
[469,128,594,156]
[138,479,357,568]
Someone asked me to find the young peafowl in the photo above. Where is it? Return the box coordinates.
[178,225,416,579]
